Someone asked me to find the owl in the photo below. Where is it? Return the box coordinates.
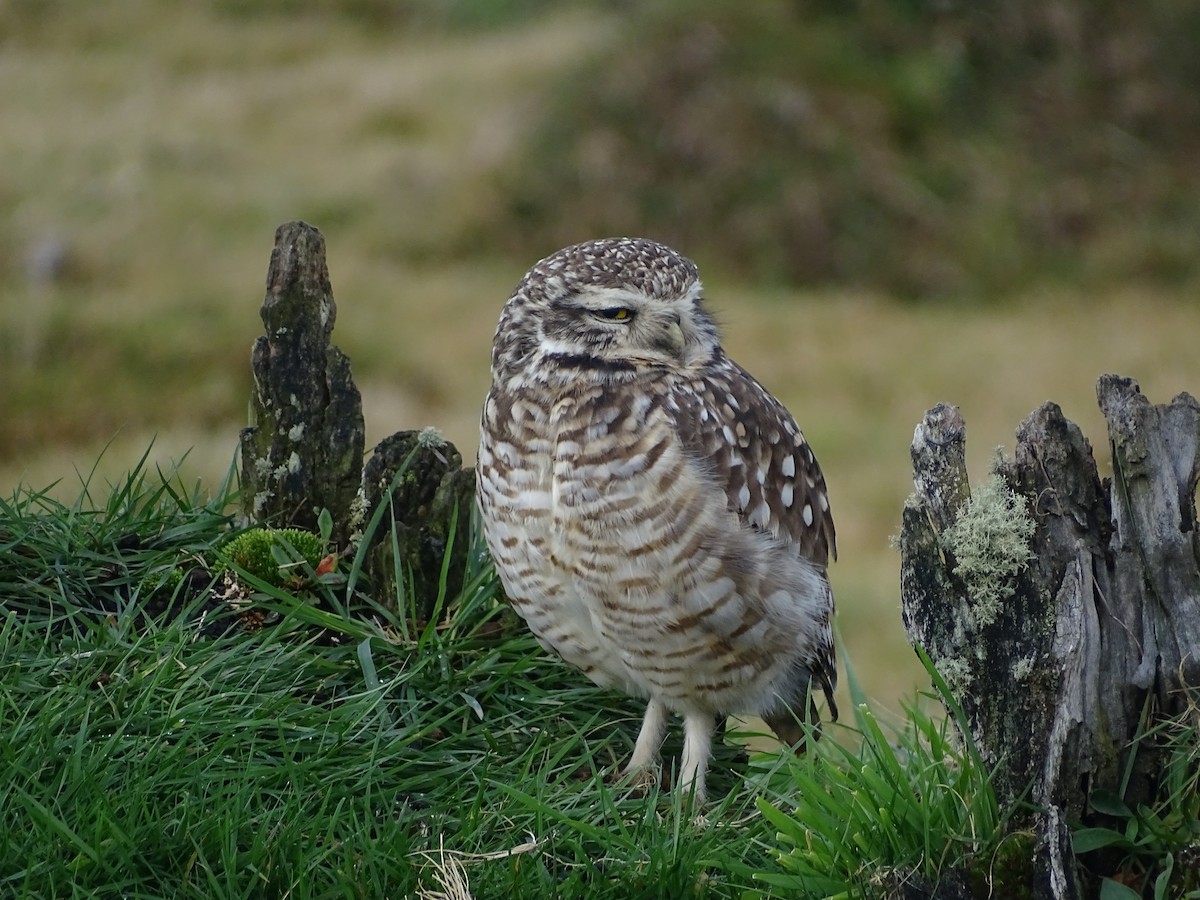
[476,238,837,803]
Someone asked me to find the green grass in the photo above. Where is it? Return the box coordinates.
[4,455,1199,897]
[754,647,1016,898]
[0,456,985,899]
[1,459,788,898]
[1073,702,1200,899]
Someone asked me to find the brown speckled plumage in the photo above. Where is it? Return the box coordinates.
[477,238,836,802]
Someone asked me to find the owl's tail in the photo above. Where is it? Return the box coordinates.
[762,669,838,754]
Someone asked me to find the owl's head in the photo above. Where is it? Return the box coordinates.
[492,238,721,380]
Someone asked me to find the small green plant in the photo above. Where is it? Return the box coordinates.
[136,564,185,599]
[753,645,1012,898]
[1072,701,1200,899]
[217,526,326,588]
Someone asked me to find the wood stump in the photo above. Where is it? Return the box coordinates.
[239,221,477,621]
[360,428,476,622]
[239,221,365,546]
[899,376,1200,898]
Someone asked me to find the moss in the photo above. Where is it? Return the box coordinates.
[138,565,185,599]
[965,831,1037,900]
[218,527,324,587]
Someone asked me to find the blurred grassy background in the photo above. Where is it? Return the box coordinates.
[2,0,1198,710]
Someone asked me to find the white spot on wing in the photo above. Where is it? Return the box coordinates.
[781,483,794,508]
[802,503,814,526]
[737,484,751,510]
[781,455,796,478]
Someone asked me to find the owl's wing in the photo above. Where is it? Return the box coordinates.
[671,354,836,566]
[668,353,839,721]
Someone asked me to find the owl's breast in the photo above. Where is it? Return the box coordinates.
[481,381,679,551]
[479,383,690,682]
[480,378,831,713]
[478,386,557,553]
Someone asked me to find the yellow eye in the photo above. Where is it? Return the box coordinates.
[597,307,632,321]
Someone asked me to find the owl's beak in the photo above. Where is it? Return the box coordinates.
[656,314,686,356]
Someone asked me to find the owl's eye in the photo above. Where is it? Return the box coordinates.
[595,307,633,321]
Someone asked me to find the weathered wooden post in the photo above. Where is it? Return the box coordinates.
[360,428,476,622]
[899,376,1200,898]
[239,221,477,618]
[240,221,365,545]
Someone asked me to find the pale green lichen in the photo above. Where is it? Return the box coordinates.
[251,489,273,518]
[936,656,974,695]
[345,487,368,551]
[1012,655,1036,681]
[417,425,446,449]
[941,474,1036,628]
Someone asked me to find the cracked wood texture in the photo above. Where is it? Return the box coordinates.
[900,375,1200,900]
[239,221,365,546]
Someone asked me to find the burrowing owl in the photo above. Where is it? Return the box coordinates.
[477,238,836,802]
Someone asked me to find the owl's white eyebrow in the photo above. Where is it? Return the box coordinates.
[571,287,646,306]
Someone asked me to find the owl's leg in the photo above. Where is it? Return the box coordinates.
[679,711,716,804]
[626,698,668,775]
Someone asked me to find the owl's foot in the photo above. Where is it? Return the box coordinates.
[615,698,669,796]
[612,762,661,797]
[676,711,715,806]
[627,698,669,772]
